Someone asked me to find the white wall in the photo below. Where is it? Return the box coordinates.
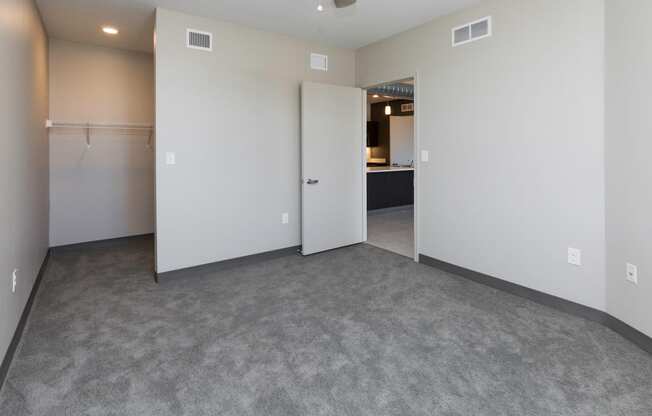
[605,0,652,336]
[357,0,607,310]
[49,39,155,246]
[155,8,356,273]
[0,0,49,366]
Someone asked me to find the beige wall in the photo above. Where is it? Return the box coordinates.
[155,8,356,273]
[0,0,49,364]
[49,39,155,246]
[605,0,652,336]
[357,0,607,310]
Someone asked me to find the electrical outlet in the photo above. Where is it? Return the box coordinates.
[165,152,176,165]
[568,248,582,266]
[282,213,289,224]
[626,263,638,285]
[12,269,18,293]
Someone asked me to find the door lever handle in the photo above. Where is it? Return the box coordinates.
[306,179,319,185]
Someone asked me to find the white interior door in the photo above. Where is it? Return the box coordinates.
[301,81,364,255]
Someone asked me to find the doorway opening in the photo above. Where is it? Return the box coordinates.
[364,78,417,259]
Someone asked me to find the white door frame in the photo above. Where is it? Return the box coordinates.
[361,71,420,262]
[361,91,368,243]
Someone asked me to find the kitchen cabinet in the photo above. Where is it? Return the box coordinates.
[367,169,414,210]
[367,121,379,148]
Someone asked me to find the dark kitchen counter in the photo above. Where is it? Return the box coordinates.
[367,166,415,173]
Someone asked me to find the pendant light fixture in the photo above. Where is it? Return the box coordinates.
[102,26,119,35]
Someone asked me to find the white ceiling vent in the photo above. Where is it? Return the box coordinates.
[310,53,328,71]
[187,29,212,51]
[452,16,492,47]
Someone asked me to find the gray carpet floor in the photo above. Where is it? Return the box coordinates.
[1,235,651,416]
[367,206,414,258]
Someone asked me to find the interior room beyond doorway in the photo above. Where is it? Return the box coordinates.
[365,79,415,258]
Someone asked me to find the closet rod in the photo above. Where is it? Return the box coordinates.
[46,121,153,131]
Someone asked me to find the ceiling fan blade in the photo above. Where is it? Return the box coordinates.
[334,0,357,8]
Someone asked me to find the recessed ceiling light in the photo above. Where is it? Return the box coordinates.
[372,94,379,98]
[102,26,119,35]
[317,3,324,12]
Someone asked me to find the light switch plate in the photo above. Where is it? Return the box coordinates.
[568,248,582,266]
[626,263,638,285]
[282,213,289,224]
[421,150,429,162]
[165,152,176,165]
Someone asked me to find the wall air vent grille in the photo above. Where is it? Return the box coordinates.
[310,53,328,71]
[187,29,212,51]
[452,16,492,47]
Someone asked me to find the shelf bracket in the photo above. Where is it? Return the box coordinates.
[85,122,91,149]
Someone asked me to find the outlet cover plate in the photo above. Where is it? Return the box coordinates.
[568,248,582,266]
[626,263,638,285]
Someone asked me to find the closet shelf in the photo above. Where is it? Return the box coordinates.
[46,120,154,148]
